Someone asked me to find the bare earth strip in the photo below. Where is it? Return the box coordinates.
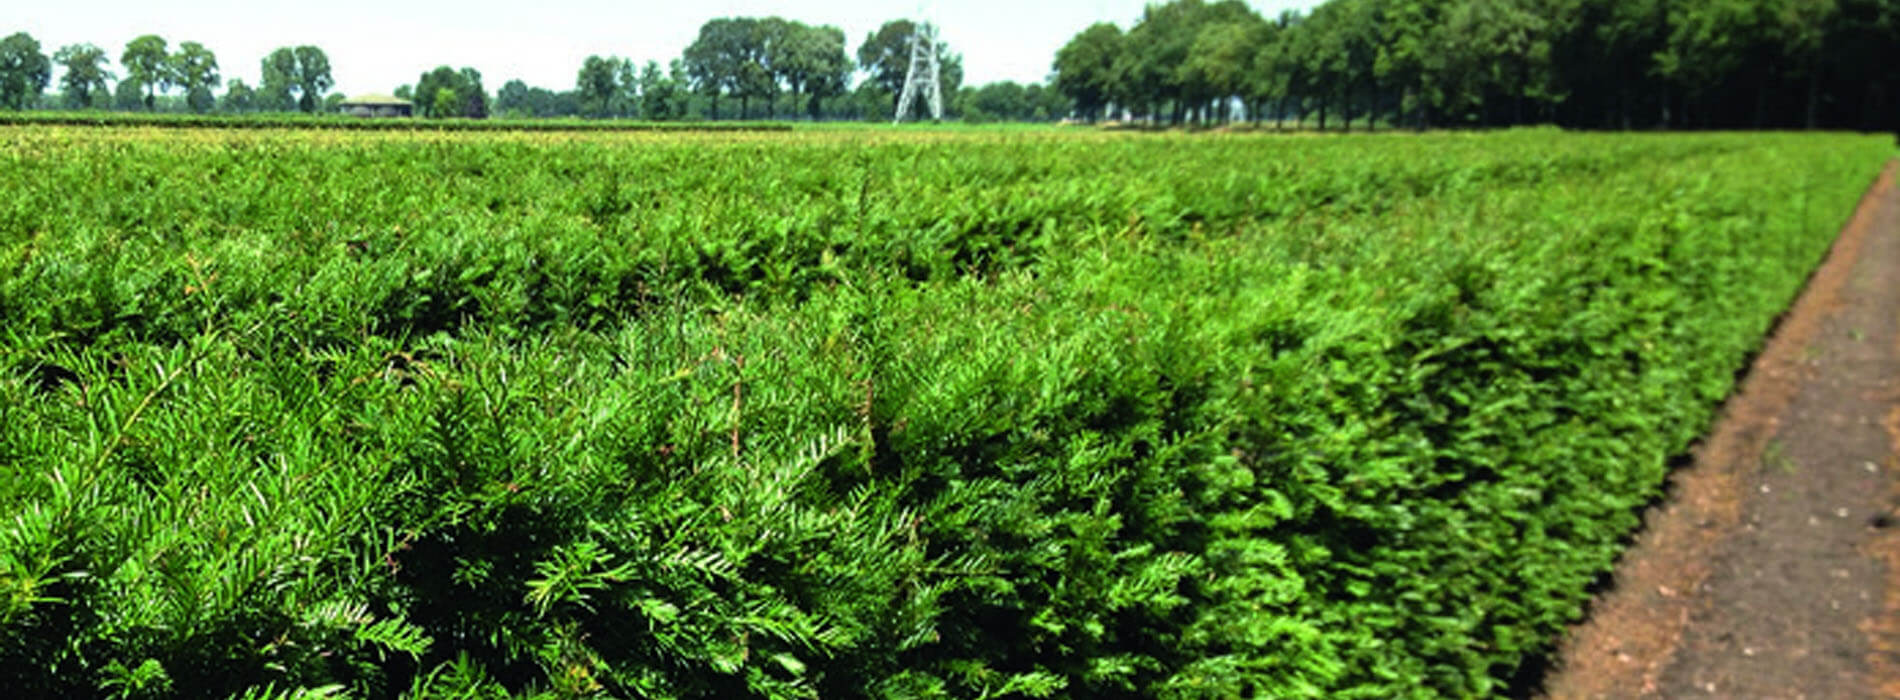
[1545,160,1900,699]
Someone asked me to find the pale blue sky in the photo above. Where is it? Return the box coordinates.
[19,0,1318,97]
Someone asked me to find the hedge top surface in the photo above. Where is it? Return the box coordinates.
[0,126,1891,699]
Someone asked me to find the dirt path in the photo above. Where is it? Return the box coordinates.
[1544,160,1900,698]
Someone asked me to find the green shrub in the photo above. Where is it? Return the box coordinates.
[0,127,1887,697]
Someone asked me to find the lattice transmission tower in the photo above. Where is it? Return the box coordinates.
[893,21,944,123]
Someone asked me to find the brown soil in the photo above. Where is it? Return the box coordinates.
[1544,160,1900,698]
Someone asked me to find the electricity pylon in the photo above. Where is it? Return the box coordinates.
[893,21,943,123]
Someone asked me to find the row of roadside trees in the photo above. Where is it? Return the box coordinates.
[1052,0,1900,131]
[0,32,336,114]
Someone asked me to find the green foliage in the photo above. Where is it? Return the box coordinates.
[0,126,1887,697]
[259,46,334,114]
[1053,0,1900,130]
[574,56,636,119]
[0,111,789,131]
[120,35,173,111]
[0,32,52,110]
[1052,23,1125,120]
[168,41,220,114]
[416,66,486,119]
[53,43,113,110]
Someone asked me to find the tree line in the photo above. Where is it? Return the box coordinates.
[7,3,1899,128]
[413,18,1064,122]
[0,18,1074,122]
[1053,0,1900,130]
[0,32,337,114]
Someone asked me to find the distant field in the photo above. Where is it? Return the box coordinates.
[0,126,1889,698]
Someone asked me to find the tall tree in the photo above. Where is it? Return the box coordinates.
[112,77,144,111]
[769,21,851,120]
[1118,0,1264,124]
[805,25,854,119]
[260,48,298,111]
[457,67,486,118]
[169,41,220,113]
[120,35,171,111]
[1181,15,1266,123]
[258,46,330,113]
[1053,23,1126,121]
[53,43,109,109]
[415,67,453,117]
[1373,0,1437,128]
[291,46,333,113]
[414,65,485,118]
[576,55,628,118]
[681,21,732,119]
[684,17,780,119]
[0,33,51,110]
[1778,0,1840,128]
[1330,0,1385,130]
[639,60,683,120]
[612,58,639,117]
[1564,0,1666,128]
[1286,4,1347,128]
[219,79,256,113]
[1248,12,1300,128]
[497,79,532,117]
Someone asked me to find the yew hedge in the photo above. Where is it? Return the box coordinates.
[0,127,1888,698]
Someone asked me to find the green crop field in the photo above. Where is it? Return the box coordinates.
[0,125,1890,698]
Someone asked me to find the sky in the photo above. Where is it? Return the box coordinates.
[19,0,1319,98]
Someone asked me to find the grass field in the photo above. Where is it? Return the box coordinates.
[0,125,1890,698]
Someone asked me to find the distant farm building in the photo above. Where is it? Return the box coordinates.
[340,94,413,118]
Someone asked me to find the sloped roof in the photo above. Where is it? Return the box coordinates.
[342,94,412,106]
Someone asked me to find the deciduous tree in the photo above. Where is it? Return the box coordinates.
[53,43,109,109]
[259,46,331,113]
[576,55,630,118]
[684,18,779,119]
[111,76,144,111]
[0,32,51,110]
[1053,23,1124,121]
[169,41,219,113]
[219,78,255,113]
[639,60,684,120]
[415,65,485,118]
[770,21,851,120]
[260,48,297,111]
[291,46,333,113]
[120,34,171,110]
